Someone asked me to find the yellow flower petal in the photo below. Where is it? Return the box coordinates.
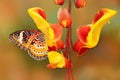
[86,8,117,48]
[48,51,65,68]
[27,7,55,46]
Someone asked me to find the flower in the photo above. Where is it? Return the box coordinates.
[27,7,116,69]
[73,8,117,56]
[75,0,87,8]
[58,7,72,28]
[47,51,71,69]
[27,7,68,69]
[27,7,63,48]
[54,0,64,5]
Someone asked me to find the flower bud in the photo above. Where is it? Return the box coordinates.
[75,0,87,8]
[58,7,72,28]
[54,0,64,5]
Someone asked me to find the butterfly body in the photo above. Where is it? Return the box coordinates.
[9,30,48,61]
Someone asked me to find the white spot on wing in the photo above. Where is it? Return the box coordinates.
[18,31,24,43]
[33,43,44,49]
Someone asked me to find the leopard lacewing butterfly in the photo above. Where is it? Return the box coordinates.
[9,30,48,61]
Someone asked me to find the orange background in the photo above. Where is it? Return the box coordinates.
[0,0,120,80]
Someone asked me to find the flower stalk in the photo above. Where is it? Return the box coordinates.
[64,0,74,80]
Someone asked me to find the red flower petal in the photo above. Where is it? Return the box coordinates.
[50,24,63,41]
[47,24,63,50]
[64,57,71,68]
[31,7,46,20]
[75,0,87,8]
[48,46,57,51]
[47,64,55,69]
[93,8,107,24]
[73,39,89,56]
[78,47,89,56]
[57,7,72,28]
[77,25,91,43]
[73,40,82,52]
[56,39,64,49]
[48,39,64,51]
[54,0,64,5]
[93,8,117,24]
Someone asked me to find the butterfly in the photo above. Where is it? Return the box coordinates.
[9,30,48,61]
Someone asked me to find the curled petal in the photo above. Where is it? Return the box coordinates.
[75,25,90,56]
[75,0,87,8]
[54,0,64,5]
[50,24,63,41]
[87,8,117,48]
[47,51,71,69]
[48,24,63,50]
[27,7,55,46]
[77,25,91,43]
[58,7,72,28]
[75,8,116,56]
[28,7,46,20]
[73,40,89,56]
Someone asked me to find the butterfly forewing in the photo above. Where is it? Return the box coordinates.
[9,30,48,61]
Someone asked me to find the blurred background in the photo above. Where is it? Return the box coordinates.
[0,0,120,80]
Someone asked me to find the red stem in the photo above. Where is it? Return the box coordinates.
[64,0,74,80]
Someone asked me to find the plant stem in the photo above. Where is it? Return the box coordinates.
[64,0,74,80]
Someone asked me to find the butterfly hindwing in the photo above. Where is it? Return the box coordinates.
[9,30,48,61]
